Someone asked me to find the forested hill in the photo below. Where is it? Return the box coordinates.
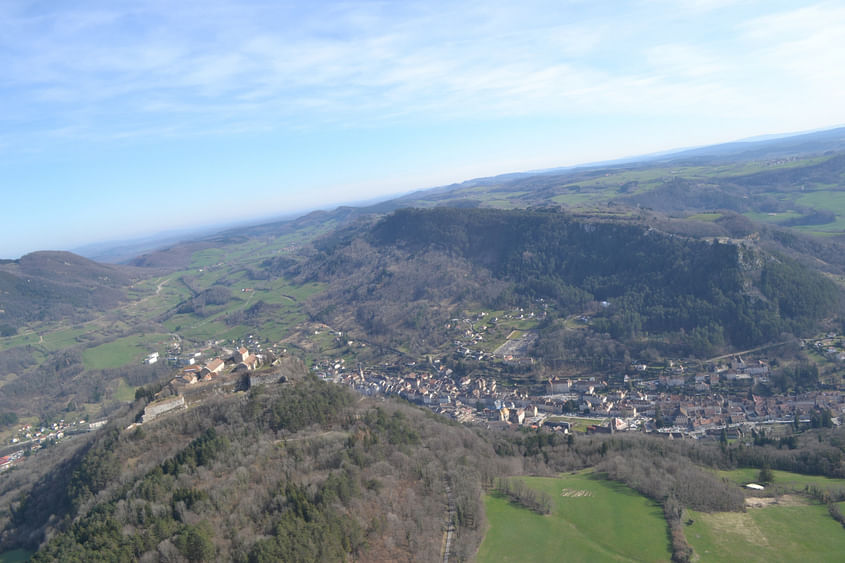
[2,376,496,561]
[0,251,140,332]
[302,207,841,356]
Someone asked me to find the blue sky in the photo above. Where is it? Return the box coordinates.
[2,0,844,258]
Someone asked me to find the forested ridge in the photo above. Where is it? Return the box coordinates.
[0,252,143,331]
[1,377,497,561]
[299,207,841,358]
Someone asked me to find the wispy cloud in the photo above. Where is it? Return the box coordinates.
[1,0,843,149]
[4,0,845,257]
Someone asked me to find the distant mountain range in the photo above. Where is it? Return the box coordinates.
[4,126,845,563]
[71,126,845,264]
[2,125,842,343]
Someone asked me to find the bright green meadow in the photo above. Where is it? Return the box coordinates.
[686,502,845,562]
[477,472,671,562]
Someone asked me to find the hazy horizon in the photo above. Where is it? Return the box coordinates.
[3,0,845,258]
[5,123,845,261]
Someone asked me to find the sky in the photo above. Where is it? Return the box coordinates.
[2,0,845,258]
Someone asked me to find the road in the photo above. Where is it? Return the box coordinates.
[704,340,790,363]
[441,481,456,563]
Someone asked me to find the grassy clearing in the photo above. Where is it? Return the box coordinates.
[218,324,251,342]
[113,379,137,403]
[486,199,520,209]
[40,327,90,350]
[499,318,540,332]
[793,191,845,233]
[275,281,325,302]
[744,211,803,224]
[477,472,671,562]
[687,213,723,222]
[175,320,231,343]
[795,221,845,235]
[82,333,169,370]
[686,503,845,562]
[189,248,227,268]
[0,331,41,351]
[719,468,845,494]
[797,190,845,210]
[552,192,609,206]
[259,312,309,342]
[159,278,317,345]
[545,416,604,433]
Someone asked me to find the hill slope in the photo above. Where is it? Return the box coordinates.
[291,207,841,361]
[1,375,495,561]
[0,252,140,331]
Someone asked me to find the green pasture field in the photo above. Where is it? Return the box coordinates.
[0,331,40,351]
[797,190,845,210]
[82,333,169,370]
[189,248,228,268]
[719,468,845,494]
[504,329,525,340]
[263,280,324,303]
[545,416,604,433]
[0,325,93,353]
[686,503,845,562]
[795,222,845,236]
[794,191,845,232]
[295,329,352,364]
[686,213,723,222]
[158,277,319,345]
[217,324,251,342]
[552,191,609,206]
[477,472,671,562]
[508,318,540,331]
[258,319,298,343]
[484,197,521,209]
[743,211,803,225]
[171,320,231,343]
[113,379,137,403]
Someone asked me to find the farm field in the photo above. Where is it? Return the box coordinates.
[719,468,845,494]
[81,332,170,370]
[545,416,604,433]
[113,378,137,402]
[686,502,845,562]
[477,472,671,562]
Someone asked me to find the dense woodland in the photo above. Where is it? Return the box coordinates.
[294,207,841,361]
[1,376,499,561]
[0,252,138,329]
[4,374,845,561]
[0,348,169,422]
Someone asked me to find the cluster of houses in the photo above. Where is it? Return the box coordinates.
[133,322,845,440]
[171,346,261,386]
[84,322,845,441]
[2,418,107,472]
[808,333,845,363]
[445,306,546,364]
[317,346,845,438]
[133,348,261,426]
[5,419,102,447]
[0,450,25,472]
